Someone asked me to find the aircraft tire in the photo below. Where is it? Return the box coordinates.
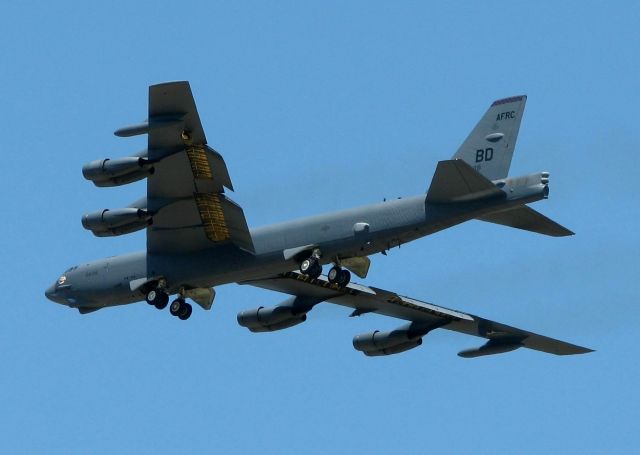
[170,298,184,316]
[147,290,169,309]
[328,266,341,283]
[337,269,351,287]
[178,302,192,320]
[154,292,169,310]
[146,290,158,305]
[300,258,316,274]
[308,262,322,279]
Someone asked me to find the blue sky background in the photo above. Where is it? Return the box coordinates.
[1,1,638,453]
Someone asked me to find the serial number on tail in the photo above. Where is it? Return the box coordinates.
[476,148,494,163]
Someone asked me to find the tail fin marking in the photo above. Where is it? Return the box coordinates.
[452,95,527,181]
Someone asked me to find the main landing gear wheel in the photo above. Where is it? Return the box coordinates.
[328,266,351,286]
[300,258,322,279]
[170,298,193,320]
[146,290,169,310]
[179,303,193,320]
[338,269,351,286]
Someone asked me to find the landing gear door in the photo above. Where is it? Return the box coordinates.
[341,257,371,279]
[184,287,216,310]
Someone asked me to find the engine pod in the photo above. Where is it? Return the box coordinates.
[82,157,153,187]
[82,208,152,236]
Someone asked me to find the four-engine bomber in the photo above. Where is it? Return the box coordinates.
[45,82,592,359]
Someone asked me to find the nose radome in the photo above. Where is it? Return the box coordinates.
[45,283,56,300]
[45,283,66,304]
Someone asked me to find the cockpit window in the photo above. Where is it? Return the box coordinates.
[64,266,78,273]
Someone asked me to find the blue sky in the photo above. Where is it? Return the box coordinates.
[1,1,639,453]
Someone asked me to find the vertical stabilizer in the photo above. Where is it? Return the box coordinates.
[452,95,526,180]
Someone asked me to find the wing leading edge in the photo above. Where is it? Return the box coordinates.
[242,272,592,357]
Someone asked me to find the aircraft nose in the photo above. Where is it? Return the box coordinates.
[45,283,55,300]
[45,283,66,304]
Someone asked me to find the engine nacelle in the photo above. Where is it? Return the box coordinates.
[353,330,422,356]
[82,208,152,237]
[238,296,321,333]
[82,157,153,187]
[353,323,429,356]
[237,305,307,332]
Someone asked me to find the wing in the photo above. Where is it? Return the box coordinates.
[143,81,254,254]
[243,272,592,357]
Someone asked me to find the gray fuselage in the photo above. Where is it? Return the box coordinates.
[46,184,542,310]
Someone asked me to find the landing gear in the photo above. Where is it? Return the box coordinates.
[300,249,323,279]
[328,266,351,287]
[146,289,169,310]
[146,281,192,320]
[300,257,322,279]
[169,298,192,320]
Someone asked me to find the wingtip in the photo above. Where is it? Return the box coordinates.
[554,229,575,237]
[558,346,594,355]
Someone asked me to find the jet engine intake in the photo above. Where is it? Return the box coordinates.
[82,157,153,187]
[237,296,320,332]
[82,208,152,237]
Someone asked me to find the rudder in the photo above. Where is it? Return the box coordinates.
[452,95,526,181]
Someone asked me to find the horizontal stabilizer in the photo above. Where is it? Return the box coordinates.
[426,160,504,203]
[478,206,574,237]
